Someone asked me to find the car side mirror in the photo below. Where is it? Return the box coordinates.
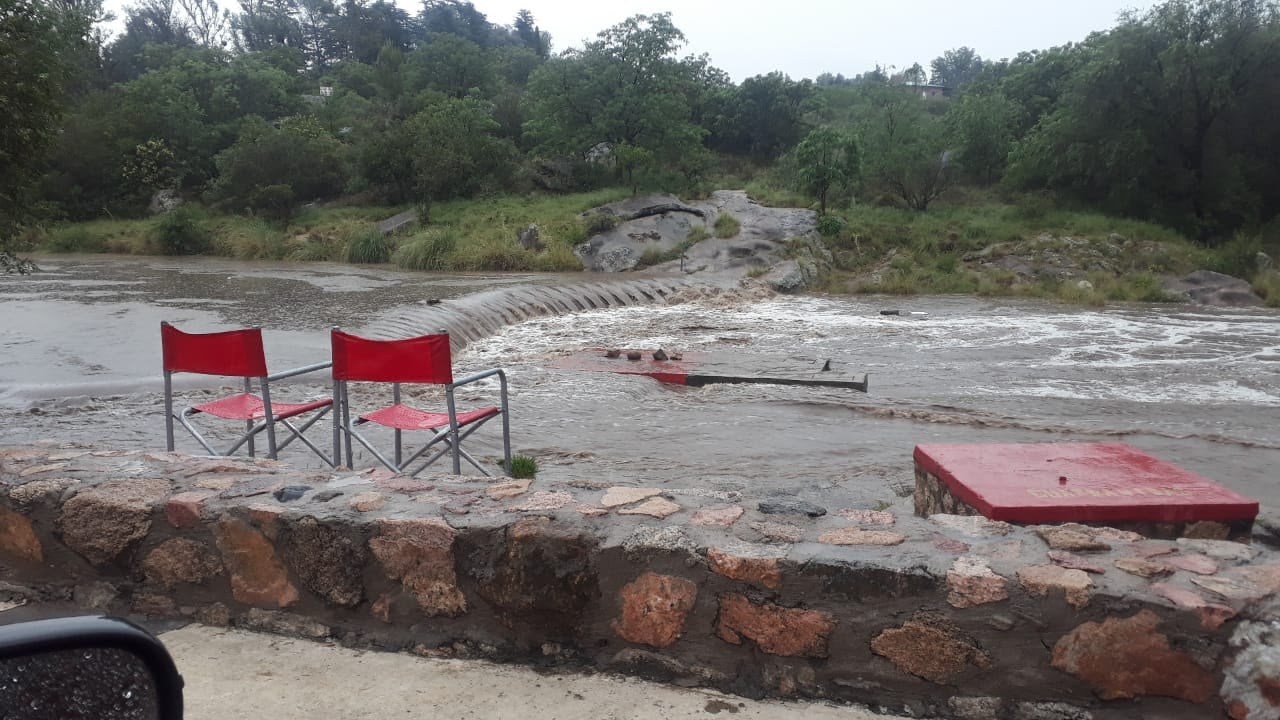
[0,616,183,719]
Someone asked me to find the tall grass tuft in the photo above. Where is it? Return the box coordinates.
[345,229,393,264]
[393,229,457,271]
[714,212,741,239]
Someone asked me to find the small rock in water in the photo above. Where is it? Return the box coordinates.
[605,349,621,359]
[626,351,642,361]
[879,310,900,316]
[653,349,669,361]
[273,485,311,502]
[758,499,826,518]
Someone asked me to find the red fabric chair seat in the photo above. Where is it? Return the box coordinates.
[359,404,498,431]
[193,393,333,421]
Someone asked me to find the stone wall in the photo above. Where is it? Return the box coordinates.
[3,445,1279,719]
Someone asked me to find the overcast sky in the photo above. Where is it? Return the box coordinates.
[477,0,1157,80]
[106,0,1158,81]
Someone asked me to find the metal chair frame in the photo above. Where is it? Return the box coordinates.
[161,322,334,463]
[330,329,512,477]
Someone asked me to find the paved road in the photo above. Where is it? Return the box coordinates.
[161,626,918,720]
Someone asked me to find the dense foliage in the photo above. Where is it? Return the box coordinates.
[4,0,1280,263]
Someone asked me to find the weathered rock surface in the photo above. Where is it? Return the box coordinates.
[613,573,698,648]
[0,505,43,562]
[1017,565,1092,609]
[214,516,299,608]
[470,517,598,634]
[279,517,367,607]
[1051,610,1215,703]
[716,594,836,658]
[1163,270,1265,307]
[143,538,223,589]
[707,544,784,589]
[871,616,991,683]
[1221,603,1280,720]
[59,478,171,565]
[368,518,464,617]
[575,190,827,292]
[947,556,1008,608]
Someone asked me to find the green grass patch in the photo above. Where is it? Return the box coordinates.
[509,454,538,479]
[686,225,710,244]
[742,179,810,209]
[45,225,107,253]
[636,239,694,269]
[393,229,457,271]
[344,229,393,264]
[714,212,741,239]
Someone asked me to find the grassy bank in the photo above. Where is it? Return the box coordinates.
[32,188,632,272]
[29,187,1280,307]
[733,170,1280,306]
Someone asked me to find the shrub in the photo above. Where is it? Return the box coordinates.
[1203,234,1263,279]
[714,212,741,238]
[247,184,296,226]
[152,207,212,256]
[509,454,538,479]
[393,230,457,271]
[816,214,846,237]
[1253,270,1280,307]
[583,212,619,235]
[686,225,711,243]
[345,230,392,264]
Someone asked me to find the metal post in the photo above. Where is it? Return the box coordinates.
[260,377,277,460]
[393,382,402,469]
[244,376,254,457]
[163,371,175,452]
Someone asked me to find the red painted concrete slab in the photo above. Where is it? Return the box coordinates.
[551,349,868,391]
[914,442,1259,524]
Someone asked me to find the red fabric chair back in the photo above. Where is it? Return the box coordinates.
[331,330,453,384]
[161,323,269,377]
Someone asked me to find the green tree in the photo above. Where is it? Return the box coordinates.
[208,115,347,213]
[710,72,816,160]
[794,128,860,215]
[946,89,1018,184]
[407,96,516,219]
[356,119,416,202]
[859,87,953,210]
[929,46,985,89]
[1,0,89,271]
[524,13,708,186]
[1005,0,1280,240]
[513,8,547,56]
[407,33,494,98]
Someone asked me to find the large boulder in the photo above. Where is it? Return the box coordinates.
[1163,270,1264,307]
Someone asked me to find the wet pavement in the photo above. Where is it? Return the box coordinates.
[2,254,1278,512]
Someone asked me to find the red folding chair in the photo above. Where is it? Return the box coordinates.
[161,322,334,462]
[330,328,512,477]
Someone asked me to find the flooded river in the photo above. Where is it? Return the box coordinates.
[3,255,1277,510]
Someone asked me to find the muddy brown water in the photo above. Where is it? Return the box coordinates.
[2,255,1278,512]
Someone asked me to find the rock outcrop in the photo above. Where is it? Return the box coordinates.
[1163,270,1265,307]
[575,190,828,292]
